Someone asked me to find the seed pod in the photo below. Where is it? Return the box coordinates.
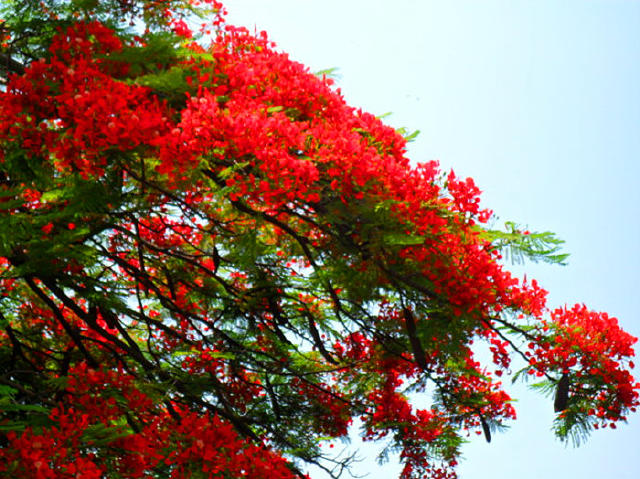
[480,415,491,443]
[554,373,570,412]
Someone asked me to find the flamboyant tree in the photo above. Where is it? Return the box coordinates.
[0,1,637,478]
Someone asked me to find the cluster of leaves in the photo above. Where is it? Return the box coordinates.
[0,1,637,478]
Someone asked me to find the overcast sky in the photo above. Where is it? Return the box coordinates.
[223,2,640,478]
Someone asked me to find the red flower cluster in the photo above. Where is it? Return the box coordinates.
[0,22,169,178]
[526,304,638,426]
[0,361,298,479]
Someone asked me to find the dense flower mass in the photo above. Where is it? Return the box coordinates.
[0,1,637,478]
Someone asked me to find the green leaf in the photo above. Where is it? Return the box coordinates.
[404,129,420,142]
[383,233,425,246]
[217,161,250,180]
[313,67,339,79]
[0,403,49,413]
[479,221,568,266]
[40,189,65,202]
[0,385,18,397]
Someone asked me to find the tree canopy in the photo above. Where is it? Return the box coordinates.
[0,1,637,478]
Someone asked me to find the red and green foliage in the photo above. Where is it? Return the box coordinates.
[0,1,637,478]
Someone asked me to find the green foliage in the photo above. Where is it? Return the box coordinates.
[481,221,569,265]
[396,126,421,142]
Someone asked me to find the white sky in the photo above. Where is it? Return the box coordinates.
[223,2,640,478]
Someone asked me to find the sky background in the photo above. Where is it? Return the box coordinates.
[223,1,640,478]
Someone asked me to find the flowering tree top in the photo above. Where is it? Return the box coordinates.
[0,1,637,478]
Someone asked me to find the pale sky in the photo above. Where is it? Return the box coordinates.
[223,2,640,478]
